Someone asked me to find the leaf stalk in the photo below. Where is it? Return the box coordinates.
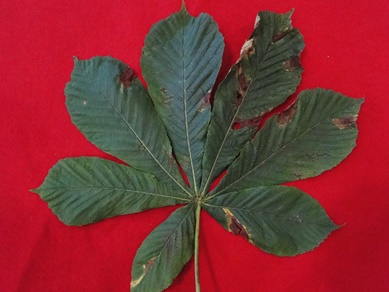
[194,201,201,292]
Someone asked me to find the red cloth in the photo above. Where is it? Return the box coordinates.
[1,1,388,291]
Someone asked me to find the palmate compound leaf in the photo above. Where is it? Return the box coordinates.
[31,6,363,292]
[141,5,224,193]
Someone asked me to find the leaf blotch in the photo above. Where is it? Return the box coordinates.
[235,91,244,107]
[130,257,156,288]
[273,27,292,43]
[199,91,211,112]
[163,149,176,165]
[238,72,249,93]
[236,64,251,99]
[232,64,252,115]
[130,274,143,288]
[240,38,256,58]
[119,67,136,87]
[277,102,297,127]
[332,116,357,129]
[233,116,262,129]
[143,257,156,275]
[284,56,302,72]
[223,208,249,241]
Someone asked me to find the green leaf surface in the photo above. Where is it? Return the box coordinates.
[204,186,338,256]
[212,89,363,195]
[131,204,195,292]
[141,6,224,193]
[200,11,304,193]
[31,157,190,226]
[65,56,190,195]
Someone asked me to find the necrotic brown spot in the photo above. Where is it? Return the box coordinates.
[240,38,255,58]
[143,257,156,274]
[284,56,302,72]
[238,73,249,92]
[332,116,357,129]
[273,28,291,43]
[235,91,244,107]
[199,91,211,112]
[277,102,297,127]
[233,64,251,104]
[162,149,175,165]
[232,115,261,130]
[224,209,249,241]
[119,67,136,87]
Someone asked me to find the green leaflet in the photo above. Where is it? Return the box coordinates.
[141,6,224,193]
[204,186,338,256]
[32,7,363,292]
[200,11,304,194]
[212,89,363,195]
[65,56,190,195]
[131,204,195,292]
[31,157,190,226]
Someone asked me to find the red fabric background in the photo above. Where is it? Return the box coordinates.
[1,0,388,291]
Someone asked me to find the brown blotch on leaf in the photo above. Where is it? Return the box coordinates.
[235,91,244,107]
[240,38,256,58]
[332,116,357,129]
[235,116,262,129]
[284,56,302,72]
[119,67,136,87]
[247,45,255,57]
[273,28,292,43]
[237,38,256,64]
[242,116,262,128]
[199,91,211,112]
[224,209,249,241]
[162,149,175,165]
[236,64,251,95]
[238,73,249,92]
[278,102,297,127]
[143,257,156,275]
[232,115,262,130]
